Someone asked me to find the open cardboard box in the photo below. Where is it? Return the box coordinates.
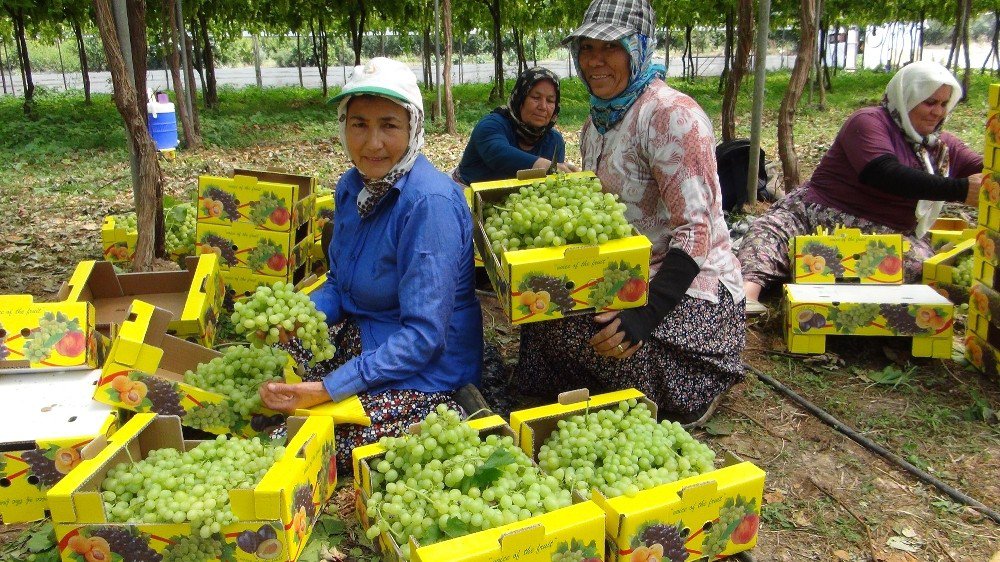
[0,368,118,523]
[470,172,652,324]
[58,255,223,347]
[922,238,974,305]
[0,297,102,373]
[789,227,905,284]
[509,388,765,562]
[351,415,606,561]
[47,413,337,562]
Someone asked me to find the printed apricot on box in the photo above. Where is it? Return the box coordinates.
[789,227,905,284]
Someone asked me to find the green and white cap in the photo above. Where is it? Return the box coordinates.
[329,57,423,109]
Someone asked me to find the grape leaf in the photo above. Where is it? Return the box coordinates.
[26,523,55,552]
[442,516,469,537]
[459,447,517,492]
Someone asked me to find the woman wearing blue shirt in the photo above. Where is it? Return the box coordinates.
[260,58,483,468]
[454,67,578,185]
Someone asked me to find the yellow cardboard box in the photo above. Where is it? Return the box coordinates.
[313,194,335,243]
[974,226,1000,273]
[198,172,315,232]
[510,389,766,562]
[0,298,100,372]
[47,413,337,562]
[352,415,607,561]
[99,215,137,263]
[220,264,309,310]
[0,369,118,523]
[968,281,1000,339]
[986,113,1000,170]
[789,227,905,284]
[921,238,974,304]
[95,301,295,437]
[990,83,1000,110]
[58,255,224,348]
[978,172,1000,229]
[928,217,976,250]
[471,172,651,324]
[783,284,954,357]
[964,332,1000,383]
[197,221,311,278]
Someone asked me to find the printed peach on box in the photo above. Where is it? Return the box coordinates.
[0,297,99,372]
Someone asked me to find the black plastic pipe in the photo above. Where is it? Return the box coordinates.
[747,364,1000,525]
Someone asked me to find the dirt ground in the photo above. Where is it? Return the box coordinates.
[1,139,999,561]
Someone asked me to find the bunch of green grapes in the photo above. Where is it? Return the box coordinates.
[183,345,289,420]
[113,213,138,233]
[101,435,285,538]
[161,533,223,562]
[231,281,335,365]
[829,303,880,333]
[364,405,573,560]
[952,254,973,287]
[588,263,633,309]
[483,174,633,253]
[183,402,238,431]
[537,400,716,498]
[22,312,72,363]
[700,501,746,559]
[165,203,197,257]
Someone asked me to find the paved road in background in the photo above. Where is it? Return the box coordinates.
[5,54,799,95]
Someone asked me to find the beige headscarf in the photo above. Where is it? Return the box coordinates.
[882,61,962,236]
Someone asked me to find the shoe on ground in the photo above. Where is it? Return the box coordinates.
[680,392,726,430]
[745,298,768,316]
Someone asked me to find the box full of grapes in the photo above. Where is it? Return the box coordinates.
[94,300,297,437]
[783,284,954,357]
[197,221,311,279]
[964,332,1000,383]
[0,297,101,372]
[58,255,224,347]
[0,369,119,523]
[471,172,652,324]
[509,388,766,562]
[462,187,485,269]
[47,412,337,562]
[352,413,607,562]
[101,203,198,265]
[198,171,315,232]
[220,264,310,310]
[922,238,975,305]
[789,227,905,284]
[928,217,976,250]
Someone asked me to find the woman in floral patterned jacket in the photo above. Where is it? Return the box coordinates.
[509,0,746,427]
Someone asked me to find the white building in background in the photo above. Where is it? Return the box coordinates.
[862,23,922,69]
[824,27,859,70]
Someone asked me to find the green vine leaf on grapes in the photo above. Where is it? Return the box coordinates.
[441,516,469,538]
[459,447,517,493]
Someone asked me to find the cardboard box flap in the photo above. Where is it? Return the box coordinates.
[249,416,333,520]
[106,302,173,366]
[57,261,123,302]
[0,369,114,444]
[234,168,314,198]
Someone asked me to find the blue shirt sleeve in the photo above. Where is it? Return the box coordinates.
[308,263,344,327]
[321,193,466,402]
[470,115,543,177]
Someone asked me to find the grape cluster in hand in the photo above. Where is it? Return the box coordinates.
[231,282,336,365]
[183,345,288,422]
[101,435,284,538]
[483,174,633,253]
[538,399,716,498]
[364,405,573,560]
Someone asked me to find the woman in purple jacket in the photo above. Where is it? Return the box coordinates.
[739,61,983,314]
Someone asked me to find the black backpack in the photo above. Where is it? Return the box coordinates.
[716,139,770,214]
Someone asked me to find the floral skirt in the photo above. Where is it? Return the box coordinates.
[276,321,461,475]
[737,189,934,289]
[511,283,745,419]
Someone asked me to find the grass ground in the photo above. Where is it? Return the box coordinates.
[1,69,999,561]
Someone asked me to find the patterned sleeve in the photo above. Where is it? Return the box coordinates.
[641,94,720,265]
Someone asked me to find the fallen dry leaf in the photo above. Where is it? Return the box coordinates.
[833,550,851,560]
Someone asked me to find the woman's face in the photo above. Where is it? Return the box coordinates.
[345,95,410,179]
[908,85,952,137]
[577,38,630,100]
[519,79,558,128]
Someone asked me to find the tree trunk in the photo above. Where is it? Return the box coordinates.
[197,8,217,108]
[189,15,206,95]
[183,26,201,137]
[960,0,972,100]
[664,27,670,73]
[947,0,963,69]
[296,33,303,87]
[778,0,817,191]
[485,0,503,102]
[513,28,527,75]
[443,0,456,133]
[164,0,197,148]
[347,0,366,65]
[309,18,329,97]
[721,0,753,142]
[252,34,262,87]
[93,0,165,271]
[422,27,432,86]
[127,0,147,117]
[73,18,92,103]
[685,25,695,79]
[918,12,925,59]
[720,8,734,94]
[813,0,826,109]
[0,36,7,95]
[8,8,33,114]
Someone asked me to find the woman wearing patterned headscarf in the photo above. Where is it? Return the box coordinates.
[508,0,746,427]
[260,58,483,474]
[455,67,577,185]
[738,61,983,315]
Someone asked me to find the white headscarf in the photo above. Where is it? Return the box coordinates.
[882,61,962,236]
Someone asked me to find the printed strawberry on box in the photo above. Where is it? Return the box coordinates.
[0,369,118,523]
[783,284,954,358]
[471,172,652,325]
[789,227,905,284]
[509,389,766,562]
[198,172,314,233]
[921,238,975,305]
[351,415,606,562]
[0,297,101,373]
[197,221,310,279]
[58,255,224,347]
[47,413,337,562]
